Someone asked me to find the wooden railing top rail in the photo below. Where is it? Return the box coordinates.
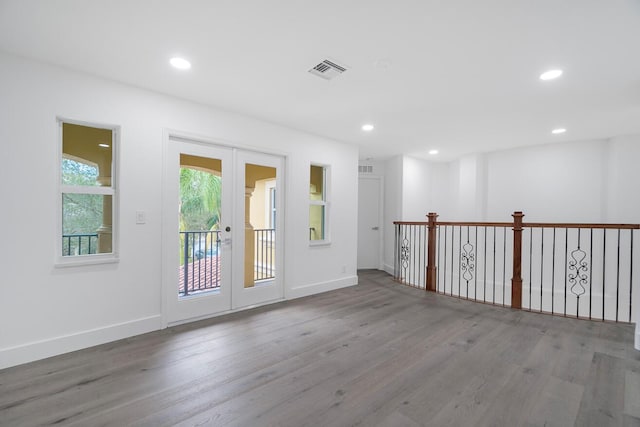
[523,222,640,230]
[437,221,513,227]
[393,220,640,229]
[393,221,435,225]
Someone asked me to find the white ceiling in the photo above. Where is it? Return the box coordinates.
[1,0,639,161]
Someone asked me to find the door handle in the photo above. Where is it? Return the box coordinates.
[371,226,379,230]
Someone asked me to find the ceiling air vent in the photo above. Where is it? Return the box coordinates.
[308,59,347,80]
[359,165,373,174]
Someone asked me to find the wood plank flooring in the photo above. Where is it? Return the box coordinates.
[1,269,639,426]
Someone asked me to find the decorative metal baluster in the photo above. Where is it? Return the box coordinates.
[568,228,588,318]
[476,226,479,301]
[401,226,410,284]
[394,224,399,280]
[564,228,568,316]
[460,226,475,299]
[458,226,462,297]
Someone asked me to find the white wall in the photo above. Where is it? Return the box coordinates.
[382,156,402,273]
[426,138,639,224]
[401,156,453,221]
[447,154,487,221]
[380,155,452,270]
[606,135,640,223]
[0,53,358,368]
[402,156,433,221]
[484,140,609,222]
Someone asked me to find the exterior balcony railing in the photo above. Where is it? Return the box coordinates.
[179,229,275,296]
[62,229,275,296]
[62,233,98,256]
[179,230,222,296]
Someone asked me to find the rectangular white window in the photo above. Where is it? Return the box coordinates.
[58,120,118,265]
[309,164,329,243]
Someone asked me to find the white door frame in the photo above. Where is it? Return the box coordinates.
[358,175,384,270]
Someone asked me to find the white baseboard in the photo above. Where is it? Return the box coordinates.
[383,263,394,275]
[0,315,162,370]
[1,278,359,369]
[286,275,358,300]
[635,323,640,351]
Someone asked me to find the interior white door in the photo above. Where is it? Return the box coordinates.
[232,150,284,309]
[163,138,233,325]
[358,176,382,269]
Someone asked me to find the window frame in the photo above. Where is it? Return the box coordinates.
[309,163,330,246]
[55,117,120,267]
[262,179,277,230]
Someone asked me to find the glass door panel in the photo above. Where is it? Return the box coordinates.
[178,155,223,298]
[232,152,284,309]
[164,140,232,325]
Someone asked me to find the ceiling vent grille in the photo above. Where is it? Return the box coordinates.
[309,59,347,80]
[359,165,373,174]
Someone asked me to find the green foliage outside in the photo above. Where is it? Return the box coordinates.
[61,160,222,260]
[62,158,102,235]
[179,168,222,266]
[179,168,222,231]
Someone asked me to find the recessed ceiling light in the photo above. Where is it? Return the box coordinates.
[98,143,110,148]
[551,128,566,134]
[540,69,563,81]
[428,149,439,155]
[170,57,191,70]
[362,124,374,132]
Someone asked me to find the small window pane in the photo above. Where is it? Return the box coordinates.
[309,205,325,241]
[62,123,112,187]
[62,194,112,255]
[310,165,324,200]
[309,164,328,242]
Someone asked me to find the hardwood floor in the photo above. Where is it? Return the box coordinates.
[1,270,639,426]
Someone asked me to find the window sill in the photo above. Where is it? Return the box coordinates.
[54,254,119,268]
[309,240,331,247]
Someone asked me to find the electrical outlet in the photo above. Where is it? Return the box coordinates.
[136,211,146,224]
[341,265,346,273]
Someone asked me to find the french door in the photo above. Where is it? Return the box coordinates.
[163,136,284,325]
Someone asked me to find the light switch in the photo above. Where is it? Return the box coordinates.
[136,211,146,224]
